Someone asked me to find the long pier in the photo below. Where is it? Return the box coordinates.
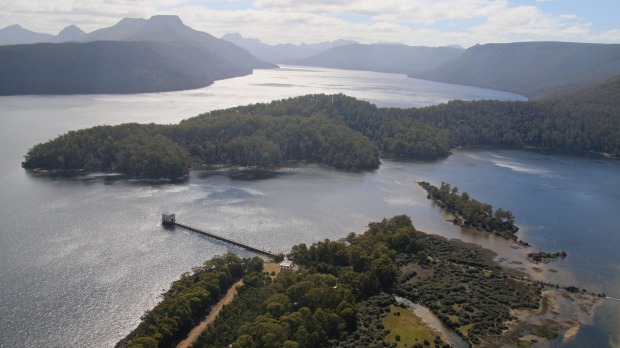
[162,213,279,259]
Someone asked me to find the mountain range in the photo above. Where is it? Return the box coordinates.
[221,33,357,64]
[0,16,275,95]
[2,18,620,97]
[219,33,620,98]
[286,43,464,75]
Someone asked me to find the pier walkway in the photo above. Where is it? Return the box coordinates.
[163,213,279,259]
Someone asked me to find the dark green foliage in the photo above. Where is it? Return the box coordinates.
[376,120,450,160]
[195,271,356,348]
[120,216,540,347]
[191,216,425,347]
[116,253,262,348]
[22,124,190,179]
[24,78,620,179]
[528,251,567,263]
[396,234,541,346]
[394,96,620,156]
[202,93,451,160]
[418,181,518,239]
[171,112,381,170]
[337,294,396,347]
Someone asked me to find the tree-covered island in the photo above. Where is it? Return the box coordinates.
[22,74,620,179]
[418,181,519,240]
[117,216,546,348]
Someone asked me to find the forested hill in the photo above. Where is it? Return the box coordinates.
[22,79,620,179]
[0,41,254,95]
[287,43,464,75]
[0,15,275,95]
[388,74,620,155]
[541,74,620,110]
[411,41,620,98]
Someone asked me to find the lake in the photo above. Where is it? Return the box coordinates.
[0,66,617,347]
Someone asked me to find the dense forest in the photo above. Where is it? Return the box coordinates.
[22,112,381,179]
[418,181,518,239]
[116,253,263,348]
[117,216,541,347]
[23,75,620,178]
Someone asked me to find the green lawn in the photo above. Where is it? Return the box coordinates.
[383,305,442,347]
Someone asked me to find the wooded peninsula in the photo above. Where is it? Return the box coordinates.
[117,215,542,348]
[22,74,620,179]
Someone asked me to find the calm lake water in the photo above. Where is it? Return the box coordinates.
[0,66,618,347]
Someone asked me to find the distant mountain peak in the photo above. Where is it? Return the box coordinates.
[56,25,86,42]
[59,25,84,34]
[222,33,263,45]
[4,24,23,30]
[223,32,243,39]
[0,23,53,44]
[147,15,184,26]
[58,25,85,36]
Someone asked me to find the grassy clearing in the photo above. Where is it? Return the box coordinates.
[383,305,440,347]
[263,262,280,279]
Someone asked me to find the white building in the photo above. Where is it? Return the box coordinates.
[162,212,176,225]
[279,258,293,272]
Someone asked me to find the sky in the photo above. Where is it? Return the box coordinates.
[0,0,618,47]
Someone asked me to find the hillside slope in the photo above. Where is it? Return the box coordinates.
[0,41,252,95]
[288,43,464,74]
[0,24,54,45]
[0,16,275,95]
[411,41,620,98]
[85,15,274,71]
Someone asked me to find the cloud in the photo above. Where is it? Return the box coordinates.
[592,29,620,42]
[253,0,507,24]
[0,0,615,47]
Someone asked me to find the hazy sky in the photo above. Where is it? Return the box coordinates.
[1,0,618,47]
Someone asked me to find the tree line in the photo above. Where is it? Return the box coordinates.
[116,253,263,348]
[418,181,518,239]
[23,82,620,179]
[116,215,542,347]
[176,215,539,347]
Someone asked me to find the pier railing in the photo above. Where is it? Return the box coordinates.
[165,217,279,259]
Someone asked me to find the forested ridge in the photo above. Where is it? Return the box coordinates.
[0,41,254,95]
[410,41,620,98]
[117,216,540,347]
[23,76,620,179]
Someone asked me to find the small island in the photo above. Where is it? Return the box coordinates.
[418,181,519,240]
[528,251,568,263]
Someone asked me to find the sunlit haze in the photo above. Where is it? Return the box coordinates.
[1,0,619,47]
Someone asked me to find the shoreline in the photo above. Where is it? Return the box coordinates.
[428,229,604,346]
[501,289,603,347]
